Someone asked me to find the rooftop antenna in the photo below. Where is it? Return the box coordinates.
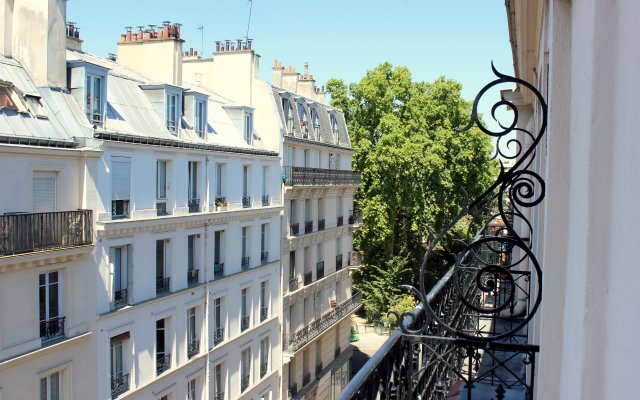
[197,24,204,55]
[245,0,253,41]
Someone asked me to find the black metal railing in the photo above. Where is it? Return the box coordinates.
[0,210,92,256]
[214,263,224,277]
[317,219,325,231]
[348,208,362,225]
[242,196,251,208]
[188,198,200,213]
[304,220,313,234]
[335,254,343,272]
[282,166,360,186]
[156,277,170,294]
[316,362,323,376]
[348,251,363,267]
[285,292,362,352]
[188,269,199,286]
[262,195,270,206]
[40,316,65,341]
[304,270,313,286]
[241,375,250,391]
[156,353,171,375]
[214,327,224,345]
[289,277,300,292]
[303,372,311,385]
[241,256,250,270]
[112,200,129,219]
[187,339,200,359]
[335,346,341,358]
[241,315,250,331]
[289,383,298,397]
[316,261,325,279]
[337,216,344,226]
[261,363,268,377]
[260,306,268,322]
[215,391,224,400]
[290,222,300,236]
[261,251,269,264]
[111,372,130,398]
[112,288,128,310]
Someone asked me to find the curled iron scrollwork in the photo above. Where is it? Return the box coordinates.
[396,65,547,342]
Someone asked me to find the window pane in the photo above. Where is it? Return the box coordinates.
[40,377,47,400]
[156,240,164,278]
[50,372,60,400]
[49,279,59,319]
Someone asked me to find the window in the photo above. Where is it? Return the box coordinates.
[39,271,63,340]
[40,371,61,400]
[241,287,250,331]
[187,378,197,400]
[298,102,308,137]
[245,112,253,144]
[289,251,296,283]
[111,246,129,309]
[195,100,206,138]
[261,166,269,206]
[242,165,250,208]
[241,227,249,258]
[111,157,131,219]
[241,348,251,391]
[156,239,170,294]
[260,337,269,377]
[214,297,224,344]
[330,114,338,141]
[303,349,310,384]
[33,171,56,212]
[156,318,170,375]
[215,163,225,198]
[156,160,168,215]
[0,85,18,109]
[166,93,178,133]
[86,74,104,124]
[260,223,268,264]
[111,332,130,397]
[304,149,310,167]
[188,162,199,212]
[214,362,225,398]
[260,280,268,321]
[282,97,293,134]
[187,307,199,358]
[214,230,224,268]
[311,108,319,139]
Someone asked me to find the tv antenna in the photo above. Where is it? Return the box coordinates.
[197,25,204,55]
[245,0,253,41]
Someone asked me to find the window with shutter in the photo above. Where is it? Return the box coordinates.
[33,171,56,212]
[111,157,131,218]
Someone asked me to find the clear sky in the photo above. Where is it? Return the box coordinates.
[68,0,514,129]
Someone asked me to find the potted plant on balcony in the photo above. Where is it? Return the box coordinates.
[215,198,228,212]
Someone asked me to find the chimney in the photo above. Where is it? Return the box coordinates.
[297,62,315,98]
[281,65,299,93]
[11,0,67,87]
[118,21,184,85]
[272,59,283,87]
[1,0,14,58]
[65,21,83,51]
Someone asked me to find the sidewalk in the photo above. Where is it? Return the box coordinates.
[349,316,392,375]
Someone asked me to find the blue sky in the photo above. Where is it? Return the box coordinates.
[68,0,514,129]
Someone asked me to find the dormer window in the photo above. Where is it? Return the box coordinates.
[86,74,104,125]
[166,93,179,133]
[195,99,206,138]
[0,86,18,110]
[282,97,293,135]
[245,112,253,145]
[330,113,339,143]
[311,108,319,140]
[297,102,308,138]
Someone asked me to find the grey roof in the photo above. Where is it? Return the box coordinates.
[271,85,352,149]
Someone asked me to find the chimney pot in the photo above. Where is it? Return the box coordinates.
[215,41,221,52]
[247,39,253,49]
[237,39,242,50]
[225,40,230,51]
[190,47,193,56]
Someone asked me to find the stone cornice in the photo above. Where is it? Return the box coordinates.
[0,245,94,273]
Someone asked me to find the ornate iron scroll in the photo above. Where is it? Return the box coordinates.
[395,65,547,342]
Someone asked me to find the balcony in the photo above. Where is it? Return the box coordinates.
[214,327,224,345]
[303,372,311,386]
[304,220,313,234]
[188,198,200,213]
[241,256,250,271]
[304,270,313,286]
[214,263,224,277]
[316,261,325,279]
[317,219,325,231]
[188,268,199,286]
[187,338,200,359]
[285,292,362,353]
[111,288,128,310]
[348,251,363,267]
[335,254,343,272]
[261,363,268,377]
[156,353,171,375]
[289,277,300,292]
[156,277,170,294]
[262,195,270,206]
[241,375,250,392]
[260,306,268,322]
[214,197,227,211]
[315,362,323,376]
[337,216,344,227]
[241,315,250,331]
[111,372,130,398]
[348,208,362,225]
[112,200,129,219]
[261,251,269,264]
[0,210,92,256]
[40,316,65,342]
[242,196,251,208]
[290,222,300,236]
[215,392,224,400]
[282,166,360,186]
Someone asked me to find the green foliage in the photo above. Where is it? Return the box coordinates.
[382,295,418,326]
[328,63,498,324]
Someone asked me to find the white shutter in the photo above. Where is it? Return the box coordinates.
[111,157,131,200]
[33,171,56,212]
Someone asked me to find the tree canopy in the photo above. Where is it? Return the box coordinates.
[327,63,498,322]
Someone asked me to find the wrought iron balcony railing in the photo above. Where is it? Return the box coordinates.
[188,268,199,286]
[241,315,250,331]
[187,338,200,359]
[289,383,298,397]
[40,316,65,341]
[348,251,363,267]
[260,306,268,322]
[261,363,268,377]
[316,261,325,279]
[304,220,313,234]
[282,166,360,186]
[112,200,129,219]
[241,256,250,271]
[156,277,170,294]
[214,327,224,345]
[214,262,224,277]
[290,222,300,236]
[337,216,344,227]
[215,391,224,400]
[262,194,270,206]
[0,210,92,256]
[112,288,128,310]
[111,372,130,398]
[303,372,311,385]
[317,219,325,231]
[241,375,250,392]
[285,292,362,353]
[289,277,300,292]
[188,198,200,213]
[335,254,343,272]
[316,362,323,376]
[261,251,269,264]
[156,353,171,375]
[304,270,313,286]
[348,208,362,225]
[242,196,251,208]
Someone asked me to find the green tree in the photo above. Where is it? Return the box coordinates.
[328,63,497,323]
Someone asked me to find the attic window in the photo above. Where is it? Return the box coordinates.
[282,97,293,135]
[310,107,319,140]
[245,112,253,145]
[330,113,339,143]
[85,74,104,125]
[25,95,46,118]
[194,99,206,138]
[166,94,179,133]
[297,102,308,138]
[0,86,18,110]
